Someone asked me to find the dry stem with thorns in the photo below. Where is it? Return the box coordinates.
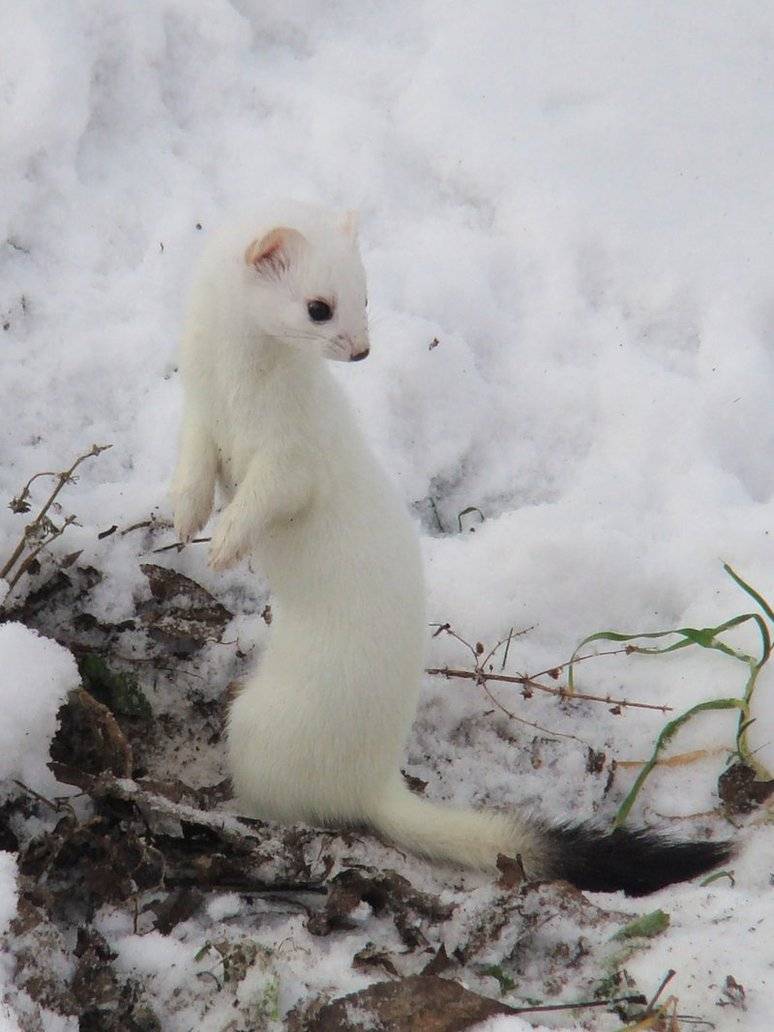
[1,444,111,599]
[426,623,672,716]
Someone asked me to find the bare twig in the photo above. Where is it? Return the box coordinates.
[14,470,62,499]
[427,665,671,713]
[500,627,514,671]
[508,994,647,1015]
[430,623,480,663]
[12,780,75,816]
[1,444,111,593]
[5,514,78,591]
[428,624,667,713]
[164,878,327,895]
[481,626,534,671]
[479,682,591,746]
[151,536,211,554]
[120,519,156,536]
[428,497,445,534]
[647,969,676,1013]
[529,647,636,681]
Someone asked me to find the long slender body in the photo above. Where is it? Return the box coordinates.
[172,202,730,895]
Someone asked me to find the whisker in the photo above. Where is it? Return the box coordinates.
[283,332,323,343]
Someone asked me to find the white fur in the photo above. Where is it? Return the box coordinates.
[172,202,545,875]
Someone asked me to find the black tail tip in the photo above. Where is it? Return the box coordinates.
[543,822,733,896]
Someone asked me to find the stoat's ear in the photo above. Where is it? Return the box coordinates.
[341,209,359,239]
[244,226,305,276]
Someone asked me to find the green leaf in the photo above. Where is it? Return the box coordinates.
[479,964,516,995]
[724,562,774,622]
[700,869,735,888]
[568,562,773,811]
[614,698,747,828]
[78,653,152,720]
[612,909,670,940]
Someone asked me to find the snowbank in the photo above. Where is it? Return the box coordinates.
[0,624,78,795]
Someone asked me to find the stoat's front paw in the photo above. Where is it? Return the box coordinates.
[209,508,249,572]
[172,482,213,543]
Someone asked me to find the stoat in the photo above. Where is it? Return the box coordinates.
[172,201,730,895]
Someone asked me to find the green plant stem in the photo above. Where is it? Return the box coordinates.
[614,698,748,827]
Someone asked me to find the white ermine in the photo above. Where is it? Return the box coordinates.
[172,201,729,895]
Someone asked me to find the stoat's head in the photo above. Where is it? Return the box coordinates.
[241,209,369,363]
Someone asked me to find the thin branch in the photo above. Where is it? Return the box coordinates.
[428,624,664,712]
[647,969,676,1013]
[479,682,592,746]
[12,779,75,816]
[427,666,671,713]
[27,444,109,535]
[120,519,155,536]
[164,877,328,895]
[1,444,111,585]
[151,536,211,554]
[5,515,78,591]
[479,625,535,673]
[529,646,635,680]
[507,994,647,1015]
[500,627,514,671]
[15,470,61,498]
[430,623,480,663]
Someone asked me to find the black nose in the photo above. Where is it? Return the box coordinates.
[351,349,370,362]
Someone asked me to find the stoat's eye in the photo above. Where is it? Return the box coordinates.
[307,299,333,322]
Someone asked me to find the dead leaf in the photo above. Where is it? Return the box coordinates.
[718,763,774,814]
[50,688,133,778]
[496,853,525,890]
[401,770,428,795]
[421,944,455,977]
[306,868,454,945]
[138,564,232,654]
[352,943,400,978]
[299,975,516,1031]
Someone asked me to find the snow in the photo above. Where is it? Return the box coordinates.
[0,853,18,938]
[473,1021,557,1032]
[0,624,78,794]
[205,891,244,923]
[1,0,773,1028]
[0,854,20,1031]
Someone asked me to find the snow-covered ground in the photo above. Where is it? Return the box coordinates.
[1,2,772,1029]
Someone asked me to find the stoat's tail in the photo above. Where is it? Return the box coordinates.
[370,783,731,896]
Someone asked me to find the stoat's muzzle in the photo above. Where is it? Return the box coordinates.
[326,332,370,363]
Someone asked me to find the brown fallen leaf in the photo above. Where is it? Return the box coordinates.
[297,975,516,1031]
[138,563,232,654]
[421,943,455,977]
[718,762,774,815]
[496,852,525,890]
[401,770,429,795]
[352,943,401,978]
[306,868,454,945]
[146,886,205,935]
[50,688,133,779]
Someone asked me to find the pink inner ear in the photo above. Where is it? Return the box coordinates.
[245,229,284,269]
[244,226,304,275]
